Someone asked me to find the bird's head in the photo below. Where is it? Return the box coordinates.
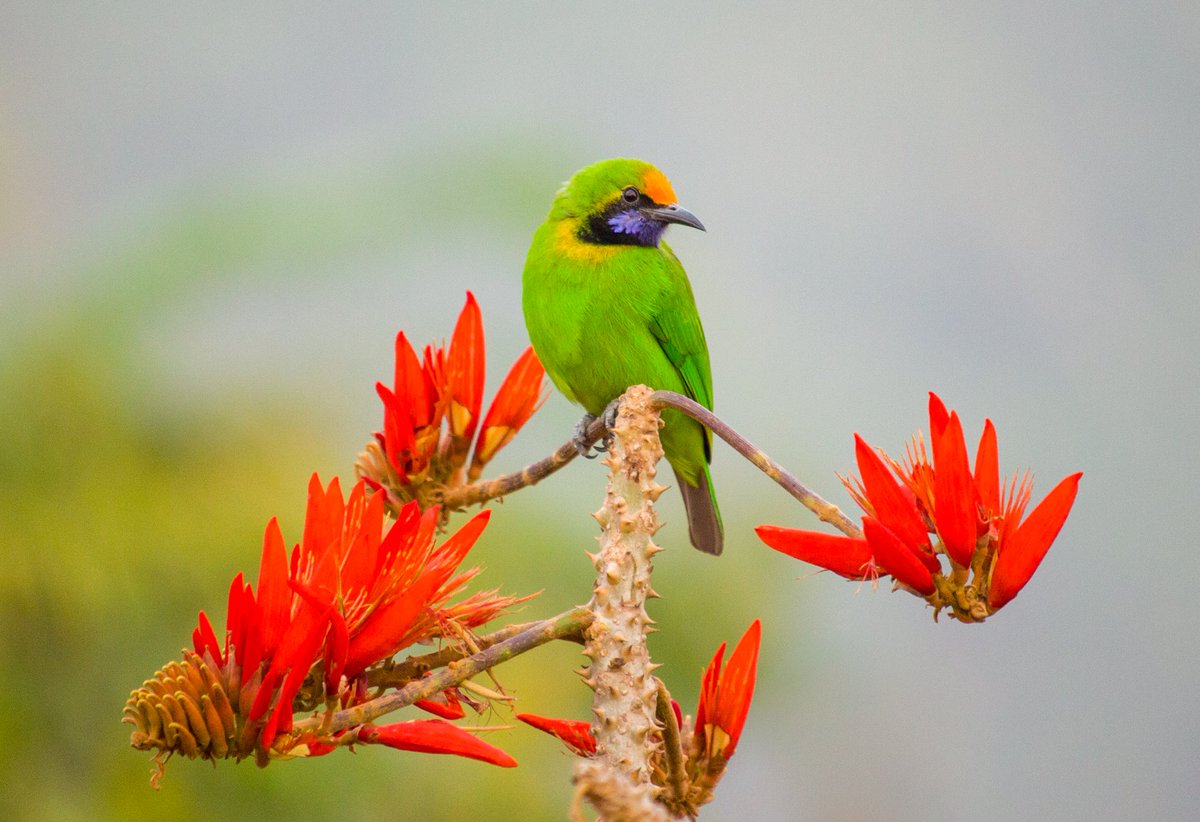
[550,158,704,249]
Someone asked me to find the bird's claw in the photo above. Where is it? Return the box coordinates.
[600,400,620,432]
[573,413,600,458]
[573,402,622,458]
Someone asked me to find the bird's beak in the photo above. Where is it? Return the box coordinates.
[643,203,706,232]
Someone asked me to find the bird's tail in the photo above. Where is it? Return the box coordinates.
[674,464,724,556]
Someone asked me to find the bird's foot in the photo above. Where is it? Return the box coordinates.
[573,402,622,458]
[600,400,619,432]
[573,413,601,458]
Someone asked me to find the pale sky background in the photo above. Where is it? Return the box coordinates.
[2,3,1197,821]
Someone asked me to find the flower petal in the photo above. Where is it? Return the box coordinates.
[989,472,1082,609]
[255,516,292,663]
[854,435,931,551]
[416,689,467,721]
[470,347,546,476]
[974,419,1000,523]
[755,525,875,579]
[516,713,597,756]
[392,332,429,424]
[341,571,441,679]
[932,412,977,567]
[447,292,485,439]
[193,610,222,666]
[928,392,950,444]
[711,619,761,758]
[862,517,936,595]
[362,720,517,767]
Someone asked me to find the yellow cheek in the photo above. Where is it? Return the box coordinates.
[555,220,621,264]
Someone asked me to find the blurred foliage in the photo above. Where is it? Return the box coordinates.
[0,148,779,821]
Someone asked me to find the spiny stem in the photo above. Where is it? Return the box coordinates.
[648,390,862,539]
[582,385,662,786]
[292,606,593,735]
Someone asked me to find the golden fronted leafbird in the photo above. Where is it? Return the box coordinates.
[522,158,722,555]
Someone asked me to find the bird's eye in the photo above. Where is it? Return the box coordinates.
[622,186,640,204]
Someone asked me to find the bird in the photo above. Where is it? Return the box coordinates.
[522,158,722,555]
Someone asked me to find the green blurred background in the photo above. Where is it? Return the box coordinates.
[2,4,1196,820]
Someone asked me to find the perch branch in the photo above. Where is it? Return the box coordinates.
[436,410,612,510]
[438,389,859,538]
[649,390,861,538]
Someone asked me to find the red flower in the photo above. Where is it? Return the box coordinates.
[469,346,547,480]
[375,332,447,484]
[516,622,761,811]
[757,393,1081,617]
[191,473,525,755]
[693,619,761,762]
[360,720,517,767]
[367,292,545,498]
[516,713,597,757]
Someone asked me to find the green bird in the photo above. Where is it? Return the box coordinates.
[522,158,722,555]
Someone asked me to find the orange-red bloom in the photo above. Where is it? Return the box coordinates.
[693,619,761,763]
[189,473,524,757]
[757,393,1081,617]
[360,720,517,767]
[517,624,763,765]
[470,346,547,480]
[367,292,545,500]
[516,713,597,757]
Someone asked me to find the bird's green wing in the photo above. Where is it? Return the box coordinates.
[648,246,714,455]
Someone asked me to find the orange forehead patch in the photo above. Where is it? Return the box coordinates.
[641,168,677,205]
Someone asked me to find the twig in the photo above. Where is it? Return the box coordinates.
[649,390,862,538]
[291,606,593,735]
[437,390,859,539]
[368,620,561,689]
[437,412,611,510]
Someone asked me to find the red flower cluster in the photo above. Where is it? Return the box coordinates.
[757,393,1081,619]
[367,292,546,500]
[692,618,761,764]
[189,473,524,761]
[518,620,761,811]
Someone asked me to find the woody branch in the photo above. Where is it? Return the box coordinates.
[439,389,858,539]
